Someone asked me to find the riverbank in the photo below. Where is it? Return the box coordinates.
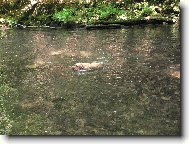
[0,0,180,29]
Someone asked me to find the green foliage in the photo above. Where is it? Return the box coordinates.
[0,17,17,27]
[140,6,153,16]
[29,3,65,25]
[0,0,180,27]
[97,4,118,20]
[52,4,128,24]
[6,17,18,26]
[30,14,52,25]
[132,2,154,17]
[53,8,77,24]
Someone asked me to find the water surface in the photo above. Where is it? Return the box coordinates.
[0,25,180,135]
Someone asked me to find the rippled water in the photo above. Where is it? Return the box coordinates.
[0,25,180,135]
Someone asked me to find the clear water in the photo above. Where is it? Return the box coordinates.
[0,25,180,135]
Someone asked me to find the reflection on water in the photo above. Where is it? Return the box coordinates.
[0,25,180,135]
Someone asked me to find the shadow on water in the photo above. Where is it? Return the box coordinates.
[0,25,180,135]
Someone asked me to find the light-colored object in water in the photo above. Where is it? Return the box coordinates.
[167,64,180,79]
[72,61,103,71]
[50,50,63,56]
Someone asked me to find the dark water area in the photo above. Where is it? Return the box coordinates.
[0,25,180,135]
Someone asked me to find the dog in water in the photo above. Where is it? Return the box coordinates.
[72,62,103,71]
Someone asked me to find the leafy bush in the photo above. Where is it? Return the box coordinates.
[130,2,155,18]
[6,17,17,26]
[53,8,77,24]
[97,5,117,20]
[52,4,128,24]
[96,4,126,20]
[140,6,153,16]
[0,17,17,27]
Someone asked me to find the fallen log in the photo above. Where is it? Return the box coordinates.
[85,24,121,30]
